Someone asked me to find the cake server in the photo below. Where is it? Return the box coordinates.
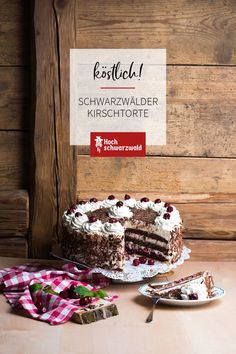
[145,296,160,323]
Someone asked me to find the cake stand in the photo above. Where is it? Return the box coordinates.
[51,245,191,283]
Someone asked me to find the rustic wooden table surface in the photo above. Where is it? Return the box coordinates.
[0,257,235,354]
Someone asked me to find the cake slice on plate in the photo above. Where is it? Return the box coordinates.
[148,271,214,300]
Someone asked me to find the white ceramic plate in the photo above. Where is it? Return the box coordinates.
[51,245,191,283]
[138,282,225,306]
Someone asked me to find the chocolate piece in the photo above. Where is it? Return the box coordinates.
[72,299,119,324]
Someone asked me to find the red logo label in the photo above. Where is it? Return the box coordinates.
[90,132,146,157]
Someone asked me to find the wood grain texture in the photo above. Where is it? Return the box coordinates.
[0,131,28,188]
[0,67,29,131]
[0,0,30,65]
[0,238,28,257]
[78,192,236,204]
[0,190,29,237]
[77,156,236,194]
[180,203,236,240]
[76,0,236,65]
[78,66,236,157]
[30,0,77,258]
[185,240,236,261]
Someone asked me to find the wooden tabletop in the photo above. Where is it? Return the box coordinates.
[0,257,235,354]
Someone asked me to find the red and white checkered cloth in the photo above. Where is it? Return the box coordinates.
[0,263,118,325]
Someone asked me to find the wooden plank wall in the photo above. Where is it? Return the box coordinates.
[30,0,77,258]
[0,0,30,257]
[76,0,236,259]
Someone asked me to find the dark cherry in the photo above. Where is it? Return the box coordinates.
[189,293,198,300]
[148,259,155,265]
[68,284,80,299]
[108,195,115,200]
[139,256,147,264]
[89,215,97,223]
[66,209,72,215]
[109,218,118,223]
[167,206,173,213]
[141,197,149,203]
[126,247,134,255]
[133,259,140,266]
[70,204,77,210]
[60,289,69,299]
[164,202,170,208]
[89,197,98,203]
[124,194,131,200]
[154,198,161,204]
[163,213,171,220]
[75,212,82,218]
[143,248,150,257]
[116,201,123,207]
[80,296,92,306]
[36,300,46,314]
[78,200,86,205]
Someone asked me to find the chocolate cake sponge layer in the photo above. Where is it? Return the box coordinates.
[125,228,168,243]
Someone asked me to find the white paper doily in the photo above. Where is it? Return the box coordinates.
[91,246,191,282]
[51,245,191,283]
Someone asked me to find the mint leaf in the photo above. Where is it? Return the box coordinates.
[74,286,94,298]
[29,283,43,292]
[94,290,108,299]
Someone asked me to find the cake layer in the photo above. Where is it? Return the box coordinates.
[125,241,169,262]
[125,228,169,244]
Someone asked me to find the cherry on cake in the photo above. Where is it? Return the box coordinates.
[61,195,184,270]
[148,271,214,300]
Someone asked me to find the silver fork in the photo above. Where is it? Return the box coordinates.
[145,296,160,323]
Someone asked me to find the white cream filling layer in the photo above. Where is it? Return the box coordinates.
[125,232,168,249]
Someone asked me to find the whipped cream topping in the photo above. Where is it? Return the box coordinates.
[152,201,165,213]
[82,220,103,233]
[180,281,208,300]
[102,221,125,235]
[135,200,152,210]
[109,205,133,219]
[85,201,103,212]
[62,211,74,226]
[75,203,93,214]
[155,207,182,231]
[63,195,182,238]
[123,197,136,208]
[71,214,88,230]
[102,198,118,207]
